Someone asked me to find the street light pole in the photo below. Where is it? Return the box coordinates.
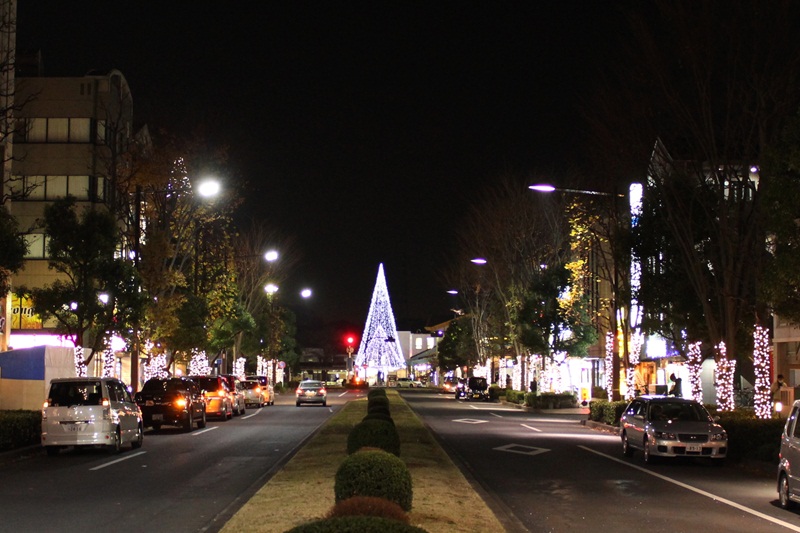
[530,183,628,401]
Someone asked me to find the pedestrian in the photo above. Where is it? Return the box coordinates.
[668,373,682,397]
[772,374,787,402]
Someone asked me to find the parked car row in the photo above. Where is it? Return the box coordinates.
[41,374,277,456]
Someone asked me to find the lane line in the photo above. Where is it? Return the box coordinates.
[580,446,800,531]
[242,409,261,419]
[192,426,220,436]
[90,451,146,471]
[521,423,542,432]
[491,413,503,418]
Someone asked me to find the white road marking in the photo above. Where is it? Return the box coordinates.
[521,423,542,432]
[468,405,520,412]
[581,446,800,532]
[338,391,349,397]
[242,409,261,419]
[191,426,219,436]
[453,418,488,424]
[491,413,503,418]
[494,443,550,456]
[89,451,146,471]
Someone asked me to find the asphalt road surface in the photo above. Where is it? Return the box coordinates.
[0,389,359,533]
[401,390,800,533]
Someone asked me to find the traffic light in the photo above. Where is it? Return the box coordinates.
[344,334,357,347]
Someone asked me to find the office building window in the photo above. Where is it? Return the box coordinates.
[23,233,47,258]
[17,175,94,201]
[19,118,95,143]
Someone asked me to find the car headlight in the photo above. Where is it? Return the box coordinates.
[654,430,677,439]
[710,431,727,441]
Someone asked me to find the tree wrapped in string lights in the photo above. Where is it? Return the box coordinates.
[355,264,405,379]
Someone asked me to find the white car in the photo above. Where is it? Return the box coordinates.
[396,378,424,388]
[779,400,800,508]
[42,377,144,455]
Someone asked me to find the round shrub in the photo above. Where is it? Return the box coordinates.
[367,403,391,417]
[286,516,427,533]
[335,449,413,511]
[363,412,394,425]
[367,388,387,400]
[326,495,408,523]
[347,418,401,456]
[368,395,390,408]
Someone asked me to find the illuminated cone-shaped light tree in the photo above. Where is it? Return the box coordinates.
[355,264,405,381]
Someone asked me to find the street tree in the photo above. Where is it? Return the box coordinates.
[23,198,145,367]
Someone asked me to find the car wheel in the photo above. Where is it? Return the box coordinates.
[45,446,60,456]
[296,401,301,407]
[183,410,194,432]
[240,403,246,414]
[780,473,795,509]
[107,428,121,455]
[197,410,207,429]
[131,425,143,449]
[322,400,327,407]
[226,404,233,420]
[643,438,657,464]
[622,432,633,457]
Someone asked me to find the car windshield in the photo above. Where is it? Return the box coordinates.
[649,402,707,422]
[193,378,221,391]
[242,381,260,390]
[141,379,185,393]
[48,381,103,406]
[300,381,323,389]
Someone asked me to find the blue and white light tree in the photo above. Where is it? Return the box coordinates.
[355,263,405,380]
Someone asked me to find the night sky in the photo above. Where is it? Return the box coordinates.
[16,2,624,330]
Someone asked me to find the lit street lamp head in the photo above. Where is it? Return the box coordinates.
[528,184,556,192]
[264,283,279,295]
[196,179,221,198]
[264,250,279,262]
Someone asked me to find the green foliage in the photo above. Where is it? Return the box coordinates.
[326,496,409,523]
[587,400,628,425]
[334,449,413,511]
[436,316,474,372]
[25,198,145,358]
[367,395,390,413]
[0,205,27,295]
[367,388,387,400]
[714,412,784,461]
[347,419,401,456]
[504,390,525,404]
[591,386,607,400]
[488,385,504,400]
[286,516,427,533]
[0,410,41,450]
[524,392,577,409]
[363,412,395,426]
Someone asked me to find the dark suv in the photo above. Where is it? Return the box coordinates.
[134,377,207,432]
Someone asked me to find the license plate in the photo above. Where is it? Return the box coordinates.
[686,444,702,452]
[152,414,163,421]
[63,423,84,432]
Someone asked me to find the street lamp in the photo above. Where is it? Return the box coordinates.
[530,182,631,401]
[129,177,221,392]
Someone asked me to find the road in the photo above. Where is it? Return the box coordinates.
[0,389,357,533]
[401,390,800,533]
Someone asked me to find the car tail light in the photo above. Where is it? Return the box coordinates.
[102,398,110,407]
[295,388,302,396]
[218,389,227,398]
[255,387,261,393]
[319,388,326,395]
[175,397,188,408]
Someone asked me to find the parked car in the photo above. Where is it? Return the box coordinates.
[242,380,273,407]
[455,377,488,401]
[296,380,327,407]
[189,375,233,420]
[134,377,207,432]
[779,399,800,508]
[220,375,247,415]
[246,375,275,406]
[619,395,727,464]
[41,377,143,455]
[396,377,424,388]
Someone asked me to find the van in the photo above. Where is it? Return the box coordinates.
[779,400,800,508]
[41,377,144,455]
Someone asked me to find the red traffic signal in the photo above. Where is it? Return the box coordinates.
[344,334,357,346]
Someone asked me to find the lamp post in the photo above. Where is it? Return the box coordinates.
[129,177,221,392]
[529,183,629,401]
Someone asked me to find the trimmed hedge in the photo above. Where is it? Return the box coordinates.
[505,390,525,404]
[334,449,413,511]
[588,400,628,426]
[367,388,387,400]
[0,410,41,451]
[286,516,427,533]
[524,392,577,409]
[363,412,395,425]
[326,495,409,523]
[367,396,390,411]
[347,418,401,456]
